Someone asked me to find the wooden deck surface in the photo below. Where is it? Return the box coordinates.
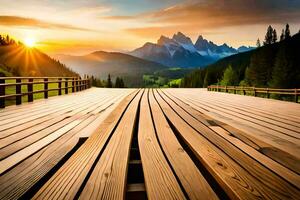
[0,88,299,199]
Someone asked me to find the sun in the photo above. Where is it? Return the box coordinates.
[24,37,36,47]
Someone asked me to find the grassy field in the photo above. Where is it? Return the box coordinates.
[4,79,73,107]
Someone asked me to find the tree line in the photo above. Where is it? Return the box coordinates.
[90,74,126,88]
[181,24,300,89]
[0,34,21,46]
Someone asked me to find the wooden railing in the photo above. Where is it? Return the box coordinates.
[207,85,300,103]
[0,76,91,108]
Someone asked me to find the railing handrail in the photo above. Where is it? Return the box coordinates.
[0,76,79,80]
[208,85,300,91]
[207,85,299,103]
[0,76,92,108]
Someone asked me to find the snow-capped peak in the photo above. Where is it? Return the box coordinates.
[172,32,193,45]
[171,32,197,52]
[157,35,177,46]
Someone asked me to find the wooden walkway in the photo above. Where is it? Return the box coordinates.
[0,88,299,199]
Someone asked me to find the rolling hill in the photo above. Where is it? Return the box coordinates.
[0,45,77,77]
[56,51,168,87]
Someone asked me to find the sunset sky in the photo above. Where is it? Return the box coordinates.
[1,0,300,55]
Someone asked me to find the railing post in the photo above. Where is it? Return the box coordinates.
[76,77,79,91]
[295,89,298,103]
[243,87,246,95]
[83,76,86,90]
[225,86,228,93]
[89,76,92,88]
[65,78,68,94]
[0,79,5,108]
[44,78,48,99]
[72,78,75,93]
[86,76,89,89]
[58,78,62,95]
[267,88,270,98]
[16,78,22,105]
[28,78,33,102]
[79,77,82,91]
[254,87,257,97]
[234,86,236,94]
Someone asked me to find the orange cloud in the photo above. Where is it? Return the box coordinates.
[0,16,94,32]
[102,15,136,20]
[110,0,300,38]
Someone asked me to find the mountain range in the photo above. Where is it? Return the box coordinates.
[56,51,167,87]
[130,32,254,68]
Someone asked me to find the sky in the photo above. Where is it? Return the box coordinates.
[0,0,299,55]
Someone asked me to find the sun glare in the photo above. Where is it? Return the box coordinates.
[24,37,36,47]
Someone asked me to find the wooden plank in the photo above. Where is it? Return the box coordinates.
[174,89,300,120]
[0,93,112,160]
[32,90,139,200]
[0,88,110,122]
[209,90,300,118]
[79,90,143,200]
[168,90,300,160]
[0,90,111,132]
[0,92,111,144]
[0,91,131,199]
[155,89,300,199]
[189,93,300,128]
[165,90,300,174]
[138,89,186,199]
[186,95,300,139]
[148,89,218,200]
[0,116,95,199]
[190,92,300,129]
[0,87,95,116]
[0,92,107,139]
[210,126,300,188]
[0,119,82,174]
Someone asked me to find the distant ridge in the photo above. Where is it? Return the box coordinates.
[0,45,77,77]
[55,51,168,87]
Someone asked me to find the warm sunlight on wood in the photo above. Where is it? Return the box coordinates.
[24,37,36,47]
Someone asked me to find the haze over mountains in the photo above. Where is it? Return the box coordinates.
[55,32,255,86]
[130,32,254,68]
[56,51,167,87]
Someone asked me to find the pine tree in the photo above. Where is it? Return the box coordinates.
[115,77,120,88]
[6,35,10,44]
[119,78,125,88]
[270,36,299,88]
[203,70,209,88]
[106,74,113,88]
[114,77,125,88]
[280,29,285,41]
[272,29,277,43]
[264,25,273,45]
[220,65,238,86]
[285,24,291,39]
[256,38,261,47]
[0,35,3,45]
[241,67,251,86]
